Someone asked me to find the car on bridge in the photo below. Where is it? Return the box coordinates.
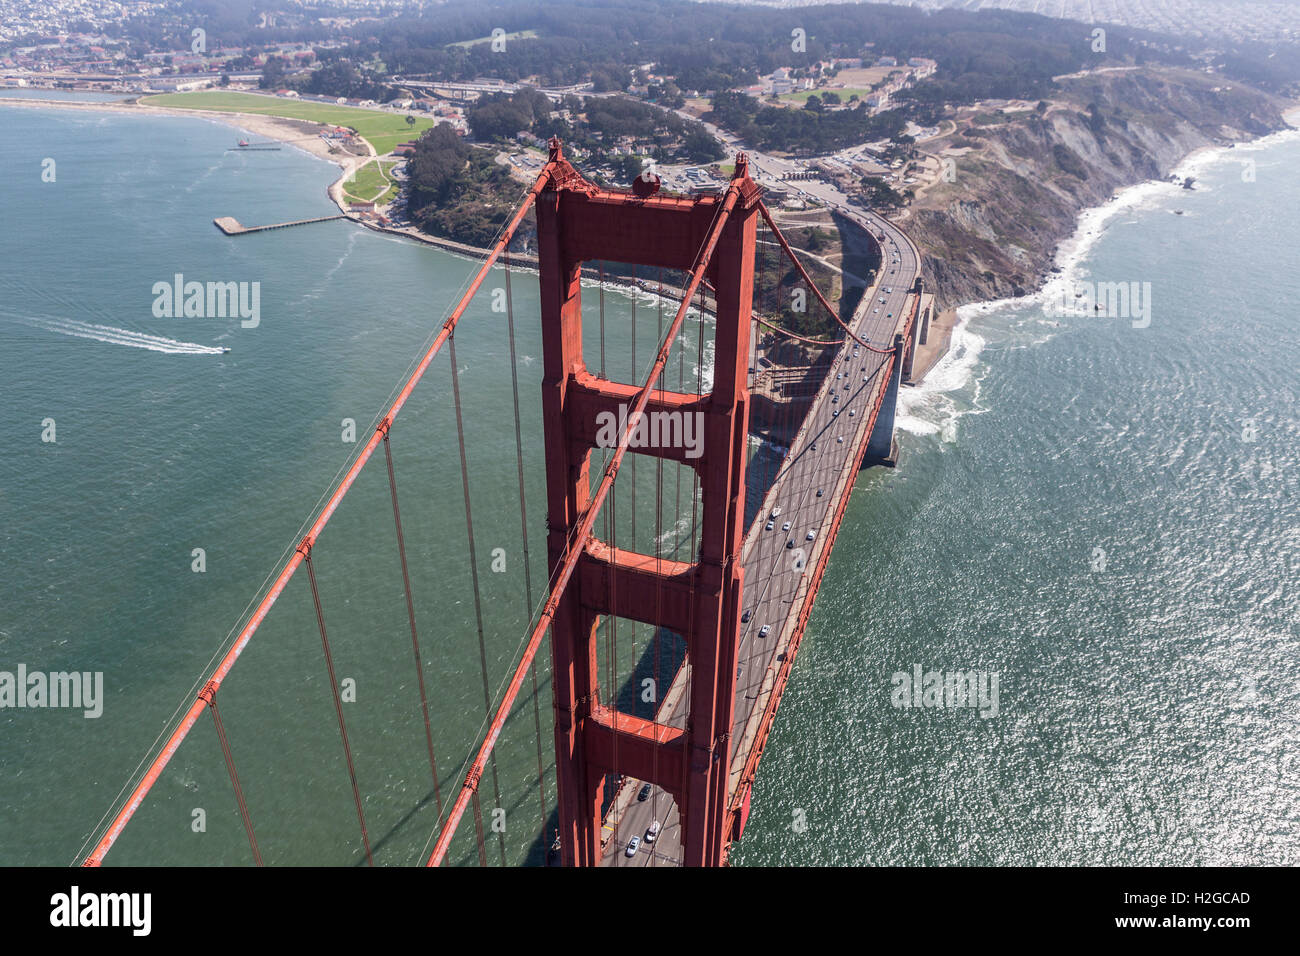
[759,625,771,638]
[626,836,640,857]
[781,521,791,532]
[765,519,775,531]
[806,530,816,542]
[645,821,660,844]
[638,783,652,802]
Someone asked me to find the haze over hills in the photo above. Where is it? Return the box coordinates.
[700,0,1300,46]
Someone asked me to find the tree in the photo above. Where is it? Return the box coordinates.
[259,55,286,91]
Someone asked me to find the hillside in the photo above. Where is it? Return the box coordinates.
[905,68,1293,306]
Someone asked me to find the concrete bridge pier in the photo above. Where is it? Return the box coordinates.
[864,332,905,468]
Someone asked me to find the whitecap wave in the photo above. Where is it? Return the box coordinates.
[895,311,988,441]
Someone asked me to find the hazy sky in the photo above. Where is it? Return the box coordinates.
[703,0,1300,46]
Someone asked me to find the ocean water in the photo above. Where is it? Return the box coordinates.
[0,103,706,867]
[1,102,1296,866]
[731,130,1300,866]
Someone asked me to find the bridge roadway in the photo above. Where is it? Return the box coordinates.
[600,198,922,865]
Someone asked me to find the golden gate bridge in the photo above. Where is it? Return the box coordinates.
[78,138,925,868]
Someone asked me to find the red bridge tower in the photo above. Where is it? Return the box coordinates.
[537,140,761,866]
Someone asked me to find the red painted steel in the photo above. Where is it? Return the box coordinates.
[723,295,921,853]
[427,140,761,867]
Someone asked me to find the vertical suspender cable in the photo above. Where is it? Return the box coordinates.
[503,252,549,834]
[301,543,373,866]
[202,687,262,866]
[381,426,442,821]
[629,276,637,553]
[471,788,488,867]
[447,333,509,867]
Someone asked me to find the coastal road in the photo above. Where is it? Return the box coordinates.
[601,174,922,866]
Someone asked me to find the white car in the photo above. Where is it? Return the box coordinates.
[759,625,771,638]
[645,821,660,844]
[765,519,775,531]
[781,521,791,532]
[626,836,640,857]
[770,506,782,519]
[806,530,816,541]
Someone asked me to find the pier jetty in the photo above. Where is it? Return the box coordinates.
[213,215,345,236]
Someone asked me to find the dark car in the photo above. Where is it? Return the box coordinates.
[638,783,652,802]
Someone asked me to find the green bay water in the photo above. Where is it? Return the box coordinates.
[0,101,708,867]
[1,103,1296,866]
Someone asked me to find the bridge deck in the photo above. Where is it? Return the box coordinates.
[601,207,921,865]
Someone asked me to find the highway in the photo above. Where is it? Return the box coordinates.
[601,154,922,865]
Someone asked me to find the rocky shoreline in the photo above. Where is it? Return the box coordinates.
[7,75,1295,388]
[905,69,1300,310]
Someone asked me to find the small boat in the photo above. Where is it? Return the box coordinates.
[220,346,231,353]
[238,138,249,147]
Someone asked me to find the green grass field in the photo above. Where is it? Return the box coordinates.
[777,88,873,106]
[343,159,400,205]
[143,91,434,156]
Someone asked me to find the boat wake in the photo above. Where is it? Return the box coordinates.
[18,316,227,355]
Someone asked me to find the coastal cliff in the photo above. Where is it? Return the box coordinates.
[908,68,1294,308]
